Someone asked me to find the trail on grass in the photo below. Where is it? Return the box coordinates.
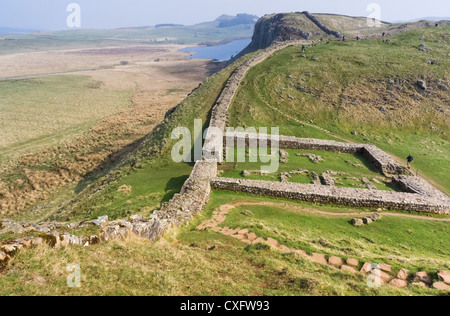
[226,201,450,222]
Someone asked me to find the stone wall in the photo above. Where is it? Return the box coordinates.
[101,160,217,241]
[302,11,342,38]
[224,132,405,176]
[103,43,296,241]
[211,178,450,214]
[393,175,450,200]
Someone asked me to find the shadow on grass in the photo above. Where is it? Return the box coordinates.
[161,175,190,204]
[74,136,148,194]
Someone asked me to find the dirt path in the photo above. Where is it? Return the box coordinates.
[227,201,450,222]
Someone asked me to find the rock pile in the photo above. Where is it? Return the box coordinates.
[352,212,381,226]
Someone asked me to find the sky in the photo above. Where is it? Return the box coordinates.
[0,0,449,31]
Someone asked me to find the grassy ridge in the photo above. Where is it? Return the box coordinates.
[229,26,450,193]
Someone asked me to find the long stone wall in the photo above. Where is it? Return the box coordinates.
[302,11,342,38]
[211,178,450,214]
[102,43,299,241]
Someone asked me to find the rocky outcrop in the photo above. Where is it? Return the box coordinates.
[243,14,312,53]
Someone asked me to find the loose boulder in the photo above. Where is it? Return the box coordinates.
[389,279,408,288]
[412,271,432,285]
[370,213,382,221]
[352,218,364,227]
[433,282,450,291]
[437,270,450,284]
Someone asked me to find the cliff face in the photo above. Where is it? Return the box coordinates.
[242,14,311,53]
[235,12,331,59]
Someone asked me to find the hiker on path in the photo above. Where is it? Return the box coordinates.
[356,34,360,41]
[302,44,306,52]
[342,35,346,41]
[407,154,414,169]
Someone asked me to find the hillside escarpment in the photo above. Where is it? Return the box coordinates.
[237,12,341,57]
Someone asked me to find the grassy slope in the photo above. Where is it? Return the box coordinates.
[229,26,450,194]
[1,191,448,296]
[0,76,131,166]
[42,52,258,223]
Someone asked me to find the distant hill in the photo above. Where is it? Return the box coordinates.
[218,14,258,28]
[0,27,40,35]
[0,14,256,55]
[392,17,450,23]
[155,24,185,28]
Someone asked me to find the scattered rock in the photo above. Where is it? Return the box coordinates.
[361,262,377,273]
[437,270,450,284]
[418,44,429,52]
[412,271,432,285]
[437,80,449,91]
[298,153,323,164]
[417,80,427,90]
[238,229,249,235]
[0,251,7,262]
[363,217,373,225]
[341,265,358,274]
[328,256,343,267]
[378,263,392,273]
[295,249,307,256]
[370,212,382,221]
[352,218,364,227]
[245,232,257,242]
[1,244,19,255]
[242,210,253,217]
[267,238,280,248]
[280,150,289,163]
[252,237,266,245]
[346,258,359,267]
[311,253,328,265]
[389,279,408,288]
[207,245,216,251]
[432,282,450,291]
[397,268,410,280]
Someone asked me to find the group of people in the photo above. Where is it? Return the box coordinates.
[341,34,361,41]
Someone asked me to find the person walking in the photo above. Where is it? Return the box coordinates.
[407,154,414,169]
[302,44,306,52]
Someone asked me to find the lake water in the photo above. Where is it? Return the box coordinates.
[180,39,251,62]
